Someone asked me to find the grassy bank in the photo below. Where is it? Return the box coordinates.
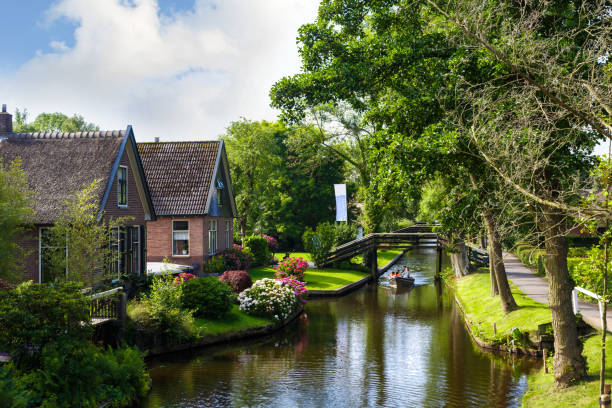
[192,304,273,336]
[453,268,551,343]
[351,248,403,268]
[248,266,367,291]
[521,335,612,407]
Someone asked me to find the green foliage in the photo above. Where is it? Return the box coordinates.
[0,158,34,282]
[0,365,34,408]
[45,179,131,286]
[567,246,612,297]
[181,277,233,319]
[244,235,271,267]
[0,282,91,370]
[224,119,344,249]
[203,255,226,274]
[2,341,149,408]
[132,275,193,339]
[302,222,336,267]
[332,223,357,246]
[13,109,99,133]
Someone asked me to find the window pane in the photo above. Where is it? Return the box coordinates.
[173,221,189,231]
[118,167,127,205]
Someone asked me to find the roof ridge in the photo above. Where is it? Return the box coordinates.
[138,140,219,144]
[7,130,125,140]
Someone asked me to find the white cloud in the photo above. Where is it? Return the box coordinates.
[1,0,319,140]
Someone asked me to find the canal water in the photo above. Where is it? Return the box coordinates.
[143,247,540,407]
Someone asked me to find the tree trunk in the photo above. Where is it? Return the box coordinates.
[539,207,586,387]
[482,210,518,313]
[450,241,471,278]
[239,216,246,245]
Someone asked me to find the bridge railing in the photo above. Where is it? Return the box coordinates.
[89,286,125,322]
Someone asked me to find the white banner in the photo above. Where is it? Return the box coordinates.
[334,184,347,222]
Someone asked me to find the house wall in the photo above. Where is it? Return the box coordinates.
[146,215,234,272]
[146,217,205,269]
[103,150,146,225]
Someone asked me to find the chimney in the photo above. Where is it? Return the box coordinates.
[154,137,159,142]
[0,104,12,133]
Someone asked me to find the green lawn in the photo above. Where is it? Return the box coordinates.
[521,335,612,407]
[288,252,312,262]
[454,268,551,342]
[351,248,403,268]
[191,304,273,336]
[248,266,367,291]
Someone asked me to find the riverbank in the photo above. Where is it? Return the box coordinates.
[451,268,551,354]
[130,305,301,358]
[521,334,612,407]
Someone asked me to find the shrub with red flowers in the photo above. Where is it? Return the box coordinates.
[173,272,196,286]
[273,256,308,280]
[261,234,279,251]
[0,279,15,291]
[219,270,253,294]
[221,244,253,270]
[276,277,308,304]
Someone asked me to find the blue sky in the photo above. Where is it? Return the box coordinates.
[0,0,319,140]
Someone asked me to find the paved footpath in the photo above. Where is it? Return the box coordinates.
[503,252,612,332]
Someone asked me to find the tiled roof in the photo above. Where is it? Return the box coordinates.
[0,131,125,223]
[137,141,220,215]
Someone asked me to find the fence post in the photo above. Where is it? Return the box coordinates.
[572,288,579,315]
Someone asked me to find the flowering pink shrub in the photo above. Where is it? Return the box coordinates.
[261,234,279,251]
[273,256,308,280]
[221,244,253,270]
[219,270,253,293]
[276,277,308,304]
[173,272,196,285]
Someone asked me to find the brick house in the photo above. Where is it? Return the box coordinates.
[137,141,237,272]
[0,106,155,283]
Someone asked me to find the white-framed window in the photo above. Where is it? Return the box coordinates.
[39,227,67,283]
[117,166,128,207]
[173,220,189,256]
[225,220,231,249]
[208,219,217,255]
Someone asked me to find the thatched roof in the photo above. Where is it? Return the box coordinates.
[137,141,221,215]
[0,131,125,223]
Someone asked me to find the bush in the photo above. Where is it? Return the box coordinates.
[262,234,279,251]
[203,255,226,274]
[276,277,308,305]
[219,270,252,293]
[238,278,298,320]
[133,275,193,339]
[0,281,91,370]
[173,272,196,285]
[303,222,336,267]
[244,235,271,266]
[221,244,253,270]
[181,277,233,319]
[333,223,357,246]
[3,340,150,408]
[274,257,308,280]
[0,278,15,291]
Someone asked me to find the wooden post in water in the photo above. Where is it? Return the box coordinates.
[435,245,443,281]
[542,348,548,373]
[371,247,378,279]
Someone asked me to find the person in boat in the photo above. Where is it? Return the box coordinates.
[402,266,411,278]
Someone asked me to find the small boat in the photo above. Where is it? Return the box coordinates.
[389,276,415,288]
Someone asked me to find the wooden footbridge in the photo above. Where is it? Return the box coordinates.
[320,224,445,278]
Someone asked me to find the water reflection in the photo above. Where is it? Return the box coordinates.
[143,248,539,408]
